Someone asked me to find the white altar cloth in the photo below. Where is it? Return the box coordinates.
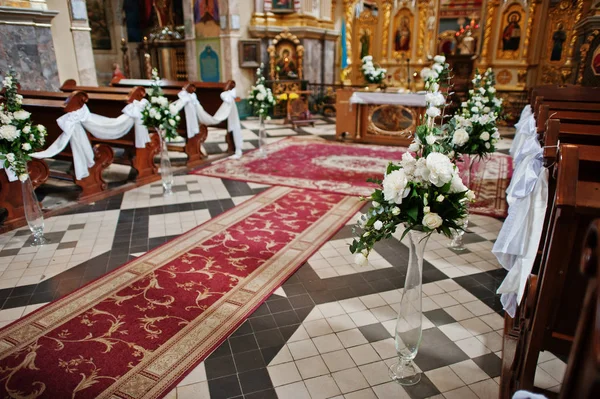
[349,92,427,107]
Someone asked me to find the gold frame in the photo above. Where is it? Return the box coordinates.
[392,7,414,60]
[267,29,304,80]
[496,3,525,60]
[367,104,417,138]
[238,39,261,68]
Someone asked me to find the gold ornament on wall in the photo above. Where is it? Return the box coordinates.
[416,0,428,61]
[577,30,600,82]
[496,69,513,85]
[382,2,392,59]
[480,0,500,66]
[497,3,525,60]
[522,0,537,61]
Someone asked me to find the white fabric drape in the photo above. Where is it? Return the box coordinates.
[0,159,18,182]
[31,102,151,180]
[31,106,95,180]
[510,105,536,160]
[494,138,549,317]
[174,88,243,156]
[82,99,151,149]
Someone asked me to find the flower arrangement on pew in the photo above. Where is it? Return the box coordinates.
[446,68,503,158]
[248,65,276,120]
[141,69,180,140]
[361,56,387,84]
[0,71,47,182]
[410,55,454,158]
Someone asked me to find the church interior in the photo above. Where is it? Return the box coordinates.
[0,0,599,398]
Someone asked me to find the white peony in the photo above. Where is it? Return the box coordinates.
[425,152,454,187]
[449,173,468,193]
[22,143,31,151]
[423,213,443,229]
[452,128,469,146]
[480,132,490,141]
[426,92,445,107]
[432,63,444,73]
[433,55,446,64]
[373,220,383,230]
[0,125,19,141]
[355,252,368,267]
[426,135,436,145]
[12,110,30,121]
[426,107,441,118]
[401,152,416,175]
[5,153,15,162]
[391,207,400,215]
[256,92,265,101]
[408,142,420,152]
[414,158,429,183]
[420,67,432,80]
[382,169,410,204]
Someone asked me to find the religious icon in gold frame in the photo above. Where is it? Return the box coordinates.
[239,40,261,68]
[497,3,525,60]
[272,0,294,13]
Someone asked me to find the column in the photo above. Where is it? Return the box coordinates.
[66,0,98,85]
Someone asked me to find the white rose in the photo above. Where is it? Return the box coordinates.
[37,124,46,133]
[425,152,454,187]
[423,213,443,229]
[426,135,436,145]
[449,173,468,193]
[492,131,500,139]
[408,142,420,152]
[22,125,31,134]
[18,173,28,182]
[374,220,383,230]
[461,102,468,108]
[466,190,476,201]
[478,87,486,95]
[423,206,430,214]
[355,252,369,267]
[414,158,429,182]
[493,98,503,107]
[480,132,490,141]
[29,134,34,140]
[483,107,490,113]
[485,142,491,149]
[432,63,444,73]
[6,153,15,163]
[22,143,31,151]
[426,107,441,118]
[436,195,444,202]
[452,128,469,146]
[372,201,380,208]
[391,207,400,215]
[420,67,432,80]
[382,169,410,204]
[151,97,159,104]
[471,107,479,113]
[256,92,265,101]
[168,119,176,126]
[0,125,19,141]
[13,110,30,121]
[433,55,446,64]
[489,87,496,93]
[154,112,161,120]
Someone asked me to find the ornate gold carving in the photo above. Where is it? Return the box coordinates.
[541,65,563,84]
[496,2,525,60]
[522,0,537,61]
[344,0,354,74]
[496,69,513,85]
[417,0,428,61]
[480,0,500,66]
[577,30,600,83]
[517,69,527,85]
[267,29,304,80]
[565,0,584,66]
[367,104,416,138]
[382,3,392,59]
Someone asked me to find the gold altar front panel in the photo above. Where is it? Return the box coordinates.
[357,102,425,146]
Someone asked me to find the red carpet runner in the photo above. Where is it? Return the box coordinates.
[0,187,361,399]
[195,137,513,218]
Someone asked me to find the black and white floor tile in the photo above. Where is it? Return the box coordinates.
[0,118,566,398]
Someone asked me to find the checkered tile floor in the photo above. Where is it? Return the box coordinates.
[0,118,566,398]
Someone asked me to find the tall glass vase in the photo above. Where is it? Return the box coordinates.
[448,155,473,251]
[21,175,48,246]
[390,229,429,385]
[157,129,173,196]
[257,114,267,158]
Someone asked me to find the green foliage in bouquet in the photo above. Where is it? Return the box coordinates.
[248,64,276,119]
[0,71,47,181]
[141,69,180,140]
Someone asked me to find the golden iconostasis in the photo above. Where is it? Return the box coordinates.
[341,0,588,91]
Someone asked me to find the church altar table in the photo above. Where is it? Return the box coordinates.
[335,89,427,146]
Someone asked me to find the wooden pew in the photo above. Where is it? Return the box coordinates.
[501,141,600,396]
[21,92,114,200]
[60,81,215,165]
[19,88,161,185]
[559,219,600,399]
[0,160,49,230]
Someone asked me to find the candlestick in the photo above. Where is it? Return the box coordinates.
[406,58,411,92]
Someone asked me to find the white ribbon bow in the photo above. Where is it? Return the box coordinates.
[122,99,151,148]
[31,105,95,181]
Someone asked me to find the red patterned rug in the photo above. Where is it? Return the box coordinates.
[0,187,361,399]
[195,137,513,218]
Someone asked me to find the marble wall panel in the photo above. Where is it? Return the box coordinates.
[324,40,335,84]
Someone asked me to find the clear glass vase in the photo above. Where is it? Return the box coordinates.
[448,155,472,251]
[390,229,429,385]
[157,129,173,196]
[257,114,267,158]
[21,175,48,246]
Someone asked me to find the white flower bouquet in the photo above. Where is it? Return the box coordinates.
[0,71,47,181]
[361,56,387,84]
[446,68,503,157]
[248,65,276,119]
[350,148,474,264]
[141,69,180,140]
